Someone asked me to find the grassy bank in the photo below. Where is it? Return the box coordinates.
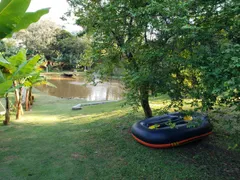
[0,90,239,180]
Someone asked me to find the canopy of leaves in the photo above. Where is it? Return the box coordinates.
[68,0,239,113]
[50,30,88,68]
[0,39,20,58]
[15,20,61,58]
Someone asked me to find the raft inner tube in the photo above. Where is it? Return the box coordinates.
[131,112,212,148]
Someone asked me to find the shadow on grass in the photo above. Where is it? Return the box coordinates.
[1,109,239,180]
[1,92,240,180]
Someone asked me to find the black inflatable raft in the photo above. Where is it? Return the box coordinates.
[131,112,212,148]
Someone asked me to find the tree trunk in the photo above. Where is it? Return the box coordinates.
[140,86,152,118]
[29,87,33,105]
[14,81,19,108]
[25,88,30,111]
[3,94,10,125]
[16,87,23,120]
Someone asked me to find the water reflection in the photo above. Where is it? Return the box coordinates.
[36,74,123,101]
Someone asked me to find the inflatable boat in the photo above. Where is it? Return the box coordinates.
[131,112,212,148]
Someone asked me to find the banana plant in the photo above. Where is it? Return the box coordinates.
[0,67,12,125]
[0,0,49,98]
[23,70,56,111]
[0,49,48,122]
[0,0,49,124]
[0,58,12,97]
[14,50,41,119]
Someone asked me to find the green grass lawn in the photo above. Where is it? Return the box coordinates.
[0,90,239,180]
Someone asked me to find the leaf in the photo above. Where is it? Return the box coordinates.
[0,0,12,12]
[181,25,199,30]
[0,54,10,64]
[12,8,50,33]
[37,80,57,88]
[0,80,12,97]
[25,72,55,87]
[13,54,40,79]
[2,49,27,74]
[183,115,193,121]
[7,49,26,66]
[148,124,160,129]
[0,0,31,39]
[7,82,23,93]
[0,69,5,83]
[23,81,32,87]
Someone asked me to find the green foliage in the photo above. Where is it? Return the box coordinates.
[25,71,56,88]
[68,0,164,117]
[173,0,240,110]
[0,49,42,90]
[186,118,202,128]
[15,20,61,58]
[68,0,239,115]
[13,53,41,79]
[0,0,49,98]
[51,30,87,69]
[165,120,177,129]
[0,0,49,39]
[0,79,12,96]
[0,55,12,96]
[13,8,50,33]
[16,24,89,70]
[0,39,20,57]
[0,54,10,64]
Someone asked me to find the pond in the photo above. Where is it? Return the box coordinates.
[36,73,124,101]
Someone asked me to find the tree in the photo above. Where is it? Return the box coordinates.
[0,38,21,58]
[68,0,162,117]
[50,30,87,69]
[68,0,192,117]
[68,0,239,117]
[193,0,239,110]
[15,20,61,59]
[163,0,240,111]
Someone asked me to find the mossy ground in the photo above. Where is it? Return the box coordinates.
[0,90,239,180]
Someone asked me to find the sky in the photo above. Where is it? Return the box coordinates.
[27,0,81,32]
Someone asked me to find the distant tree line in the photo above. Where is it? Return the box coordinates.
[1,20,89,71]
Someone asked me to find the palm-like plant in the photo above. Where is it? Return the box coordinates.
[0,49,41,120]
[0,0,49,124]
[24,67,56,111]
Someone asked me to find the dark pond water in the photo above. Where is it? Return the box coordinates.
[36,74,123,101]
